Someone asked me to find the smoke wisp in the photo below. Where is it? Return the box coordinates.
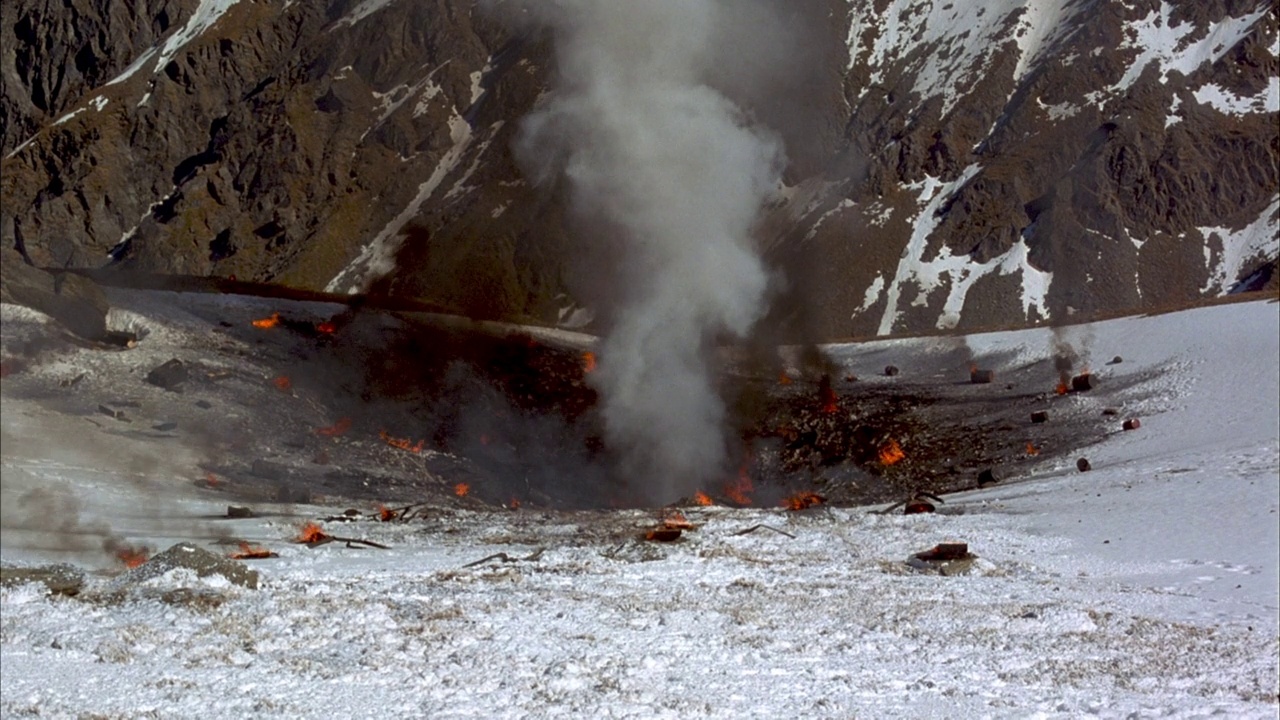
[510,1,791,500]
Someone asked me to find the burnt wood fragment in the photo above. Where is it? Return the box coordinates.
[1030,410,1049,423]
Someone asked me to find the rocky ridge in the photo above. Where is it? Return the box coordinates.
[2,0,1277,339]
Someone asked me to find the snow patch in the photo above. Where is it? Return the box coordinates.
[1165,94,1183,127]
[332,0,399,29]
[469,61,493,106]
[52,108,86,126]
[1036,97,1079,120]
[854,274,886,316]
[327,113,475,294]
[1112,2,1269,93]
[89,96,108,112]
[803,199,856,242]
[1200,195,1280,295]
[1193,78,1280,115]
[105,0,243,88]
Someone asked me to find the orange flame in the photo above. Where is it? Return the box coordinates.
[509,498,521,510]
[316,321,337,334]
[724,463,754,506]
[115,545,150,569]
[582,351,597,373]
[778,371,793,385]
[820,385,838,414]
[379,430,424,453]
[316,417,352,437]
[296,522,328,544]
[1055,382,1069,395]
[878,439,905,466]
[1026,442,1039,456]
[454,483,470,497]
[378,505,396,522]
[252,312,281,329]
[230,542,275,560]
[272,375,292,391]
[659,510,695,531]
[783,491,826,511]
[693,491,714,506]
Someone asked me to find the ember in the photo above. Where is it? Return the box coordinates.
[378,505,397,522]
[316,321,337,334]
[878,438,905,466]
[783,491,826,511]
[582,351,597,373]
[272,375,292,391]
[229,542,276,560]
[454,483,470,497]
[818,375,838,414]
[778,371,793,385]
[316,417,352,437]
[251,312,281,329]
[296,522,329,544]
[115,545,150,569]
[379,430,424,453]
[1026,442,1039,456]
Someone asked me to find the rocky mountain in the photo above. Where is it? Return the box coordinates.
[3,0,1277,339]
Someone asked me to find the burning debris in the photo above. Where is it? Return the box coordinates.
[272,375,292,391]
[379,430,425,453]
[878,439,905,466]
[294,522,388,550]
[316,417,352,437]
[252,313,281,329]
[782,491,826,511]
[229,542,277,560]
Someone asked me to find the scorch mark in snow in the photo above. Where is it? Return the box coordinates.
[1199,195,1280,295]
[326,114,475,295]
[877,165,1051,335]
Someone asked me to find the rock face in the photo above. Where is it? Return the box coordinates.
[2,0,1277,339]
[0,246,109,339]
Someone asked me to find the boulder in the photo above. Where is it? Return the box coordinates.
[1,247,108,339]
[117,542,259,590]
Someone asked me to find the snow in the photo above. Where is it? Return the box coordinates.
[1111,2,1270,93]
[1194,78,1280,115]
[327,112,474,294]
[802,199,855,242]
[52,108,86,126]
[331,0,400,29]
[2,295,1277,717]
[1165,93,1183,127]
[1199,195,1280,295]
[847,0,1083,115]
[877,166,1051,334]
[104,0,243,88]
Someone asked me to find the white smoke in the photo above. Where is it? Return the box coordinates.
[509,1,787,500]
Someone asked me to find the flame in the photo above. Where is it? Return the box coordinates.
[272,375,292,391]
[115,545,150,569]
[204,472,220,487]
[1026,442,1039,456]
[380,430,425,453]
[693,490,714,506]
[878,439,905,466]
[783,491,826,511]
[724,462,754,506]
[378,505,396,522]
[509,498,521,510]
[582,351,597,373]
[296,522,328,544]
[454,483,470,497]
[252,312,281,329]
[230,542,274,560]
[659,511,695,531]
[778,371,793,385]
[1055,382,1069,395]
[316,321,337,334]
[820,385,838,414]
[316,417,352,437]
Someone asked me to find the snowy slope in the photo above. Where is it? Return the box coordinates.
[1,297,1278,718]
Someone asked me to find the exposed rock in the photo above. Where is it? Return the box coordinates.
[0,247,109,340]
[144,358,188,390]
[115,541,259,590]
[0,563,87,596]
[1,0,1276,339]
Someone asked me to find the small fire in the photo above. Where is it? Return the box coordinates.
[316,417,352,437]
[296,522,329,544]
[204,472,220,487]
[115,545,150,569]
[659,510,695,531]
[778,371,793,385]
[582,351,597,373]
[509,498,521,510]
[252,312,281,329]
[1026,442,1039,456]
[454,483,470,497]
[693,490,714,506]
[229,542,275,560]
[1055,382,1069,395]
[783,491,826,511]
[378,505,397,522]
[272,375,292,391]
[878,439,905,466]
[316,321,337,334]
[724,462,754,506]
[380,430,425,453]
[819,384,838,414]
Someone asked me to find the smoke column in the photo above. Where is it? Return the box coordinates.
[511,1,787,500]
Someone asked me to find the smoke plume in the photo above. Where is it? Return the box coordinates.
[509,1,790,500]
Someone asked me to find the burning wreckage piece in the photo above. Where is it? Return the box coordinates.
[294,522,389,550]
